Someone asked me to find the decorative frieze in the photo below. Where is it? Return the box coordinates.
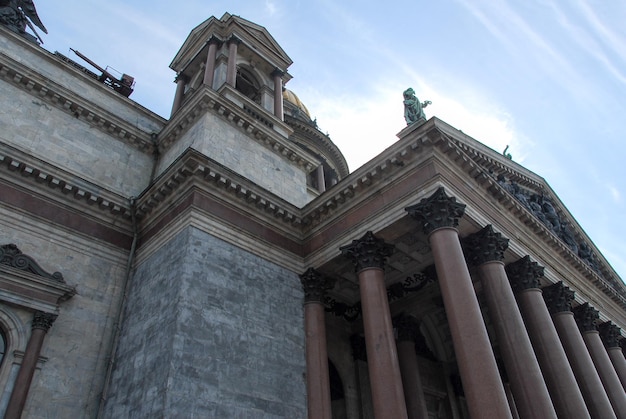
[506,256,544,294]
[299,268,335,303]
[572,303,599,333]
[598,322,622,349]
[405,187,466,235]
[340,231,394,272]
[462,225,508,266]
[542,282,575,314]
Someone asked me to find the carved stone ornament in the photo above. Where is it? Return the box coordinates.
[598,322,622,349]
[542,281,574,314]
[405,187,466,236]
[572,303,599,333]
[462,225,509,266]
[1,244,65,282]
[620,338,626,356]
[340,231,394,272]
[505,256,544,294]
[393,313,420,343]
[299,268,335,303]
[31,311,57,332]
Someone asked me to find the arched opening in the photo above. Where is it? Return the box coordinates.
[235,67,261,104]
[329,359,347,419]
[0,328,6,367]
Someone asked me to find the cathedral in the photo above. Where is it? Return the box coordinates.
[1,11,626,419]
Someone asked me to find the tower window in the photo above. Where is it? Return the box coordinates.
[236,67,261,104]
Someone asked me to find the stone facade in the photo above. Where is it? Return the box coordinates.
[1,11,626,419]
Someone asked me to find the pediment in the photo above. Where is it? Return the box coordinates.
[171,13,292,73]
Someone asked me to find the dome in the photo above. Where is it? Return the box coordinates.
[283,89,311,120]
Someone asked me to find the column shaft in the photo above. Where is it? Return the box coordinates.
[397,340,429,419]
[316,165,326,193]
[552,312,616,419]
[516,289,590,418]
[226,40,238,87]
[582,331,626,418]
[478,262,556,419]
[304,302,332,419]
[429,228,511,419]
[607,347,626,391]
[203,41,218,87]
[5,327,47,419]
[170,75,187,117]
[358,267,408,419]
[272,70,284,120]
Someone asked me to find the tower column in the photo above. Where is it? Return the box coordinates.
[271,68,284,120]
[170,73,188,117]
[405,187,511,419]
[573,304,626,418]
[543,283,617,419]
[599,322,626,391]
[463,226,556,419]
[226,36,240,87]
[506,257,590,419]
[394,314,429,419]
[341,231,408,419]
[203,36,220,88]
[5,311,57,419]
[299,268,334,419]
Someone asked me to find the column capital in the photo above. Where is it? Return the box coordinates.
[207,35,222,45]
[405,187,466,235]
[462,225,509,265]
[340,231,394,272]
[31,311,57,332]
[542,281,575,314]
[599,321,622,348]
[393,313,420,342]
[228,35,241,45]
[271,68,285,78]
[174,73,189,83]
[572,303,599,332]
[299,268,335,303]
[505,256,544,293]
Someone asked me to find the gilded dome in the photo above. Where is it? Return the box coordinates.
[283,89,311,120]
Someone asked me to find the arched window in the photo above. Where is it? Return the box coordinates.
[0,328,6,367]
[235,67,261,104]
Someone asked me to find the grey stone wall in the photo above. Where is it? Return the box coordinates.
[0,206,128,418]
[104,226,306,418]
[157,113,310,207]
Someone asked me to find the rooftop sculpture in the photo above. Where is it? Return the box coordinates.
[0,0,47,43]
[403,88,431,125]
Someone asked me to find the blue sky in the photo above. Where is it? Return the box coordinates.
[32,0,625,281]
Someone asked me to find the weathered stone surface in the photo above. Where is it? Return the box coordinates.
[104,226,306,417]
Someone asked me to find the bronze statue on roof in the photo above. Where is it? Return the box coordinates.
[403,88,431,125]
[0,0,47,43]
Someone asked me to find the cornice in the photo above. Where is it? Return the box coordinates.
[0,52,158,154]
[156,85,316,172]
[0,142,131,219]
[136,148,303,231]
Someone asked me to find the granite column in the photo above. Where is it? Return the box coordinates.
[599,322,626,391]
[170,74,188,116]
[5,311,57,419]
[543,282,616,419]
[226,36,240,87]
[506,257,590,419]
[271,68,284,120]
[463,226,556,419]
[341,231,408,419]
[405,187,511,419]
[573,304,626,418]
[394,314,429,419]
[203,36,220,88]
[300,268,335,419]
